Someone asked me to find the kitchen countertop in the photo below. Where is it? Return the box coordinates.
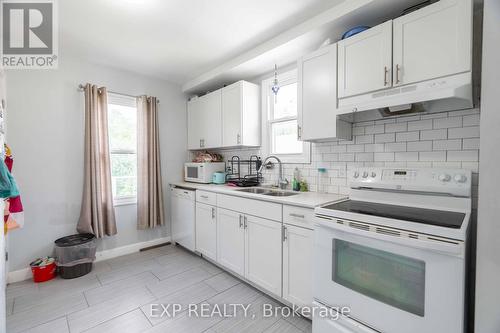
[170,181,347,209]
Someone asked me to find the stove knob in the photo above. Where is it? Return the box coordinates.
[371,172,377,178]
[454,174,467,183]
[438,174,451,182]
[353,171,359,178]
[362,171,369,178]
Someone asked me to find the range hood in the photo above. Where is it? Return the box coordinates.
[338,71,473,115]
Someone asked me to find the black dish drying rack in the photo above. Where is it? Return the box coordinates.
[225,155,263,187]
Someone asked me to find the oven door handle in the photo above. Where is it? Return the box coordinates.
[315,217,464,257]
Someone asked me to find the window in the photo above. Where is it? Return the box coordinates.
[107,93,137,205]
[263,69,310,163]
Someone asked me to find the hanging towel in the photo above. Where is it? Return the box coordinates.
[3,144,24,232]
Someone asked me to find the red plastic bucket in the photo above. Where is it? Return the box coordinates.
[30,262,56,283]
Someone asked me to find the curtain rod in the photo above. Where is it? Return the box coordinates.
[78,84,160,103]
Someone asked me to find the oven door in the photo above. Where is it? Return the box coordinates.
[313,216,465,333]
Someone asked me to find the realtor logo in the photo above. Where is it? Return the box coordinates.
[1,0,58,69]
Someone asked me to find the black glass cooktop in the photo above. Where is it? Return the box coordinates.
[323,200,465,229]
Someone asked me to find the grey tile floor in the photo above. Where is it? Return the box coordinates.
[6,245,312,333]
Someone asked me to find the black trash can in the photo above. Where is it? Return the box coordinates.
[54,233,97,279]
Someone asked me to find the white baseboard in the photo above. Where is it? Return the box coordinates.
[7,236,172,284]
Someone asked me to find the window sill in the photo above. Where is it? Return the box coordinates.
[114,198,137,207]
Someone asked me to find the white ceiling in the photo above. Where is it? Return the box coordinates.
[60,0,344,84]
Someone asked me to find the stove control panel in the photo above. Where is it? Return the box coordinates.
[350,168,472,197]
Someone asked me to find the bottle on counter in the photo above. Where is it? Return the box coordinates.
[292,167,301,191]
[317,168,328,193]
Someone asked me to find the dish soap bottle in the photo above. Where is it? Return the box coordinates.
[317,168,328,193]
[292,167,300,191]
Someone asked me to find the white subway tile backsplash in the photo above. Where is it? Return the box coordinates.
[374,152,395,162]
[355,135,374,144]
[375,133,395,143]
[447,150,479,162]
[365,125,385,134]
[338,153,355,162]
[463,114,480,126]
[396,131,419,142]
[385,122,407,133]
[448,126,480,139]
[407,141,432,152]
[347,145,365,153]
[433,116,462,129]
[365,144,385,152]
[419,151,446,162]
[332,145,347,153]
[355,153,374,162]
[408,119,433,131]
[212,109,480,196]
[463,138,480,150]
[385,142,407,152]
[433,139,462,151]
[395,152,419,162]
[420,129,447,140]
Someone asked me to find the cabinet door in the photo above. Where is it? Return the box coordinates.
[200,90,222,149]
[195,203,217,260]
[217,208,245,276]
[187,98,202,150]
[338,20,393,98]
[298,43,351,141]
[283,225,313,308]
[222,83,242,147]
[245,215,282,296]
[393,0,472,86]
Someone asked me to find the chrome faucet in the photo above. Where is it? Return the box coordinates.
[258,156,289,190]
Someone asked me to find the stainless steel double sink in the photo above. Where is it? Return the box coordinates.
[236,187,299,197]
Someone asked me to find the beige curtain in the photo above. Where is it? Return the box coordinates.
[137,96,165,229]
[77,84,117,237]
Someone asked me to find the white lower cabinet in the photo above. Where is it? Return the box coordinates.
[195,202,217,261]
[217,208,245,276]
[245,215,282,297]
[282,224,314,308]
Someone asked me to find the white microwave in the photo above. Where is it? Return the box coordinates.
[184,162,225,183]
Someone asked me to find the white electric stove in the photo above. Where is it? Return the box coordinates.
[312,168,472,333]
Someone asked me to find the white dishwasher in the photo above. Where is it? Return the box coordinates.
[170,187,196,252]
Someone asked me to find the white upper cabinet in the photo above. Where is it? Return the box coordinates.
[200,90,222,149]
[393,0,472,86]
[298,43,352,141]
[187,80,259,150]
[187,90,222,150]
[221,81,260,148]
[187,97,202,150]
[338,20,393,98]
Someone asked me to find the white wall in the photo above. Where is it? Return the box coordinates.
[5,56,187,271]
[475,0,500,331]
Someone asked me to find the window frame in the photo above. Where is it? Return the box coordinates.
[107,93,138,206]
[261,69,311,164]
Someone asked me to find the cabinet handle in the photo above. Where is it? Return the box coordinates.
[239,215,243,228]
[200,195,209,199]
[237,134,241,144]
[297,125,302,140]
[211,207,215,219]
[282,225,288,242]
[395,64,401,84]
[384,66,389,86]
[289,213,305,219]
[244,216,248,229]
